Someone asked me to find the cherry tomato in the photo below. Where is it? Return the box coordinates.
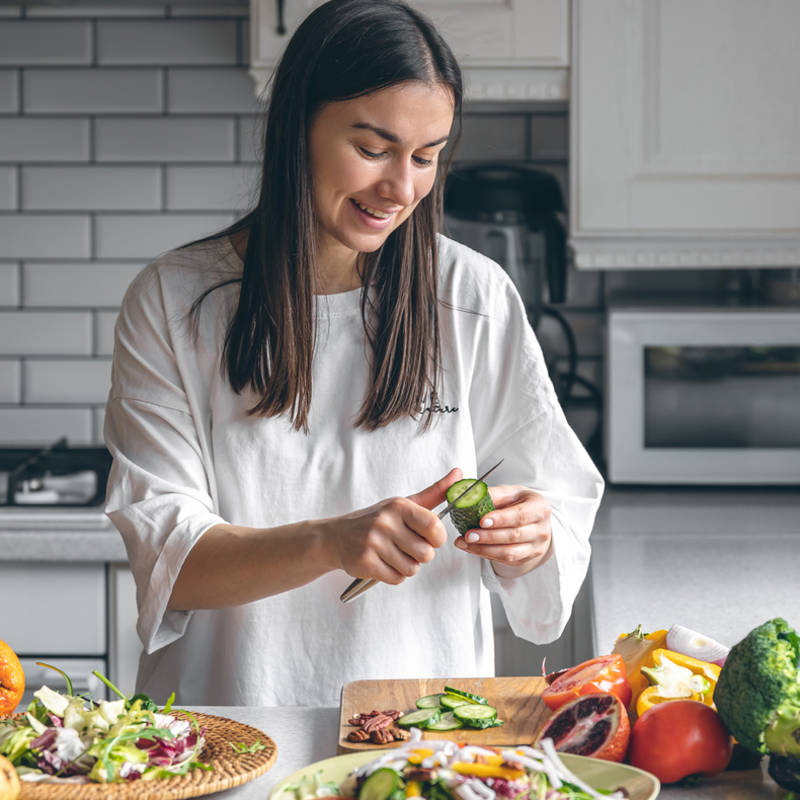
[627,700,733,784]
[542,654,632,711]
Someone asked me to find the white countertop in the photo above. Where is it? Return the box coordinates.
[0,506,126,561]
[589,486,800,655]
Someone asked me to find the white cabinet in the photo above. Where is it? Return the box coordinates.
[108,563,141,697]
[250,0,569,101]
[0,562,105,655]
[570,0,800,269]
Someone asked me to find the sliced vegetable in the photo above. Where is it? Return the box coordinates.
[666,624,730,666]
[636,648,720,716]
[414,694,443,710]
[438,694,470,710]
[451,761,524,780]
[442,685,488,705]
[611,624,667,714]
[422,711,462,731]
[395,708,441,729]
[445,479,494,537]
[535,692,630,763]
[542,655,632,712]
[452,703,498,728]
[358,767,400,800]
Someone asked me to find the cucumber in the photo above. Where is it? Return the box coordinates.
[358,768,400,800]
[424,711,463,731]
[415,693,444,710]
[443,685,489,705]
[453,703,499,729]
[439,694,471,710]
[396,708,441,729]
[446,479,495,536]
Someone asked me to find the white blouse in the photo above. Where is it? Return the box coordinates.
[104,234,604,707]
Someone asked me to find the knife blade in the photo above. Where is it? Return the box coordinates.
[339,458,504,603]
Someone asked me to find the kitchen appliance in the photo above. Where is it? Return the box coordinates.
[0,438,111,506]
[443,165,567,328]
[606,300,800,484]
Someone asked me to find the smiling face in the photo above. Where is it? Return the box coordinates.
[308,80,455,289]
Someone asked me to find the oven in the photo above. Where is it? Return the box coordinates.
[605,303,800,484]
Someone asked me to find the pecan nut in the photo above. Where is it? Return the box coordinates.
[391,724,411,741]
[370,727,395,744]
[347,728,371,743]
[362,713,394,733]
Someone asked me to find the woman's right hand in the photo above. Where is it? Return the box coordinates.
[326,467,461,585]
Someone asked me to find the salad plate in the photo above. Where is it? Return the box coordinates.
[15,712,276,800]
[270,745,660,800]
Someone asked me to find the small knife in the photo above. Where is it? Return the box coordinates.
[339,458,504,603]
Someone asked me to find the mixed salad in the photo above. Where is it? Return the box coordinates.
[282,733,626,800]
[0,666,207,783]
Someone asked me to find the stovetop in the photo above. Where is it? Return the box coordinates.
[0,439,111,507]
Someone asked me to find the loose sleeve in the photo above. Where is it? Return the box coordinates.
[104,264,226,653]
[469,271,604,645]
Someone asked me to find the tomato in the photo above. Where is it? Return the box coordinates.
[627,700,733,784]
[542,655,632,711]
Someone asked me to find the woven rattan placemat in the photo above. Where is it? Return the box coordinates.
[18,711,277,799]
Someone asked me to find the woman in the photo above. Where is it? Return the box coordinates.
[104,0,603,707]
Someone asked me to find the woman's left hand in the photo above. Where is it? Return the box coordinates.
[453,485,552,578]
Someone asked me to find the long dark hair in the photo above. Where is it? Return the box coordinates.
[193,0,463,432]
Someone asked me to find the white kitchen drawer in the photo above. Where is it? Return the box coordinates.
[16,657,107,712]
[0,561,105,655]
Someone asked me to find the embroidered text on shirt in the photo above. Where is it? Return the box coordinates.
[422,391,458,414]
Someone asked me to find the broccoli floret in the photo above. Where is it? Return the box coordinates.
[713,617,800,756]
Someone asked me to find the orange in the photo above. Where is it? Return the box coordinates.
[0,640,24,717]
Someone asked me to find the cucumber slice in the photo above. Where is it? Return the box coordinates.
[453,703,498,729]
[424,710,463,731]
[396,708,441,729]
[358,768,400,800]
[416,693,444,710]
[446,479,495,537]
[439,694,471,710]
[443,685,489,705]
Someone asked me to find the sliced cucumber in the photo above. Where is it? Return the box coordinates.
[439,694,471,710]
[424,711,463,731]
[453,703,498,729]
[415,693,444,710]
[358,768,400,800]
[396,707,441,729]
[446,479,495,537]
[443,685,489,705]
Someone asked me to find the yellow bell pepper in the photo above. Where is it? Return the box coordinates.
[406,749,434,765]
[405,781,422,797]
[636,648,721,717]
[612,624,668,714]
[451,763,525,781]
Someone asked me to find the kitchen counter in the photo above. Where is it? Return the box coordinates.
[0,507,125,561]
[189,706,782,799]
[589,486,800,655]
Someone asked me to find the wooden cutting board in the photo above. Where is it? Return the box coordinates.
[339,676,551,752]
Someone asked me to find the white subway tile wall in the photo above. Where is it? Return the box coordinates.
[0,263,19,306]
[0,70,17,113]
[0,5,603,449]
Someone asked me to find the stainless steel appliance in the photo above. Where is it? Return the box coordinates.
[443,165,567,328]
[606,301,800,484]
[0,438,111,506]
